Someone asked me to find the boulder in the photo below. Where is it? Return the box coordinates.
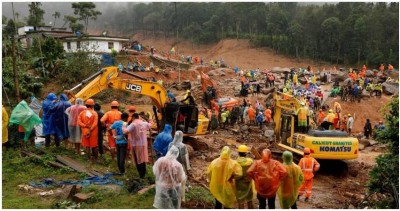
[358,144,366,151]
[331,71,347,81]
[240,125,249,132]
[359,139,371,147]
[361,89,371,98]
[366,69,375,77]
[261,87,275,95]
[382,81,399,95]
[264,129,275,139]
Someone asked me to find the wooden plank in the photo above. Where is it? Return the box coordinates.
[56,155,95,176]
[21,150,69,169]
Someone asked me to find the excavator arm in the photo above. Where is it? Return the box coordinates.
[65,66,167,110]
[200,72,220,98]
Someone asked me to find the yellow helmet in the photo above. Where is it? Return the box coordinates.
[329,109,333,113]
[238,145,249,153]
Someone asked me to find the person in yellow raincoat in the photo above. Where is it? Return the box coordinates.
[235,145,255,209]
[296,102,309,133]
[207,146,242,209]
[2,106,9,145]
[293,72,298,85]
[277,151,303,209]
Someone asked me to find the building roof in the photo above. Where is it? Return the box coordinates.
[25,30,74,38]
[61,35,129,42]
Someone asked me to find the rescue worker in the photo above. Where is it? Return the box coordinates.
[247,105,256,126]
[340,116,348,132]
[293,72,298,85]
[110,112,129,174]
[181,90,196,105]
[230,104,240,126]
[42,93,59,147]
[65,98,86,155]
[94,103,105,157]
[298,147,320,202]
[2,106,9,146]
[296,102,309,133]
[256,112,265,129]
[220,109,230,129]
[167,90,176,102]
[168,131,190,202]
[126,105,136,124]
[77,99,99,162]
[100,100,121,160]
[326,109,336,130]
[124,112,153,178]
[153,124,173,158]
[235,145,255,209]
[347,114,354,135]
[51,94,71,148]
[277,151,303,209]
[247,149,288,209]
[209,110,219,133]
[264,107,272,124]
[153,145,186,209]
[207,146,242,209]
[364,119,372,139]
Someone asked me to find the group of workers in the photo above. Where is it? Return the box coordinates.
[207,145,320,209]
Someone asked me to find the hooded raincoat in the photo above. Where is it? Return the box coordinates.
[207,146,242,208]
[9,101,42,141]
[153,124,173,157]
[277,151,304,208]
[153,145,186,209]
[51,94,71,140]
[247,149,288,198]
[235,156,256,203]
[65,98,86,143]
[42,93,57,135]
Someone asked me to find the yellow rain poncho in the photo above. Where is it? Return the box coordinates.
[2,106,9,143]
[235,156,256,203]
[207,146,242,208]
[277,151,303,209]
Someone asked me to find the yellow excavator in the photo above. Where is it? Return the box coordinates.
[64,66,209,136]
[273,92,359,160]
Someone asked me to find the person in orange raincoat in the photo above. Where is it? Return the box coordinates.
[100,100,121,160]
[379,64,384,72]
[78,99,99,162]
[298,147,320,201]
[247,105,256,125]
[317,109,326,126]
[277,151,303,209]
[264,108,272,124]
[361,64,366,72]
[247,149,288,209]
[340,115,348,132]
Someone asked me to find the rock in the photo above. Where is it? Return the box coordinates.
[358,144,366,151]
[369,140,378,146]
[348,204,355,209]
[332,71,347,81]
[261,87,275,95]
[359,139,371,147]
[382,81,399,95]
[366,69,374,77]
[241,125,249,132]
[264,129,274,139]
[349,169,359,177]
[234,85,242,92]
[186,144,194,157]
[101,184,122,192]
[361,89,371,98]
[73,192,95,203]
[271,67,283,72]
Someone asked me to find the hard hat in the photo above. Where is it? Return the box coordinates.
[329,109,333,113]
[348,114,352,117]
[85,99,95,106]
[300,102,305,106]
[303,147,310,154]
[111,101,119,107]
[128,105,136,112]
[186,90,191,93]
[238,145,249,153]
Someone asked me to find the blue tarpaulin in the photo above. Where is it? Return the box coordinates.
[29,173,123,188]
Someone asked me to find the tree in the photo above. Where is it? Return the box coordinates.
[368,97,399,208]
[72,2,102,33]
[63,15,84,33]
[52,11,60,27]
[26,2,45,27]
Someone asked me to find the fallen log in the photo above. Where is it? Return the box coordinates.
[137,184,156,195]
[21,150,69,169]
[56,155,103,177]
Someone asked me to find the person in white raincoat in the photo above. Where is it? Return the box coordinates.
[168,131,191,202]
[153,145,186,209]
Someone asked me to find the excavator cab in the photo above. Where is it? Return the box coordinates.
[164,103,201,135]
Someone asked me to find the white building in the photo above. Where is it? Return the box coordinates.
[61,35,129,54]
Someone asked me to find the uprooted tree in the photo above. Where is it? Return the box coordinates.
[368,96,399,208]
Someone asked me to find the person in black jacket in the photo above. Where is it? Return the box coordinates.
[94,103,105,156]
[364,119,372,139]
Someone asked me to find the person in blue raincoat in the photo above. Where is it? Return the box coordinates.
[51,94,71,147]
[42,93,59,147]
[153,124,173,158]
